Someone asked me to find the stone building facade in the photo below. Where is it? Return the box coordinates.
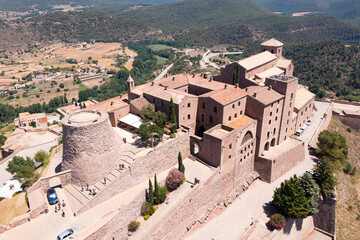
[126,38,315,182]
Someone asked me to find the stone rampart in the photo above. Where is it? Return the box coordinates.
[78,132,191,214]
[333,112,360,132]
[143,171,259,240]
[313,196,336,237]
[10,213,30,228]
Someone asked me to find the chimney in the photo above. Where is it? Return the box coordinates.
[268,85,272,90]
[192,73,195,78]
[165,86,168,90]
[110,101,114,106]
[245,87,248,92]
[224,85,227,89]
[151,82,154,86]
[253,92,257,97]
[209,77,213,82]
[172,77,175,81]
[235,85,238,88]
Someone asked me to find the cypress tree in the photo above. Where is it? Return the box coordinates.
[300,173,320,216]
[169,98,177,124]
[148,179,154,205]
[178,151,185,174]
[232,71,237,85]
[154,174,160,204]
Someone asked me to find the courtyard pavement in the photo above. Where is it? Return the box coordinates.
[185,101,331,240]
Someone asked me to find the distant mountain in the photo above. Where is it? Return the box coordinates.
[0,0,360,50]
[254,0,360,25]
[0,0,180,12]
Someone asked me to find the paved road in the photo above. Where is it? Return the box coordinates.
[333,102,360,112]
[200,50,243,69]
[154,63,174,81]
[185,101,330,240]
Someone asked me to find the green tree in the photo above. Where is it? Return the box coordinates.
[141,104,155,121]
[316,130,348,164]
[29,121,36,128]
[34,150,49,163]
[6,156,37,188]
[273,175,310,218]
[136,120,163,147]
[0,134,7,147]
[178,151,185,174]
[169,98,176,124]
[300,173,320,216]
[148,179,154,206]
[313,158,337,197]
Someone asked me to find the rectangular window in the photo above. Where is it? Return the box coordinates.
[187,114,190,119]
[229,143,232,149]
[187,103,191,108]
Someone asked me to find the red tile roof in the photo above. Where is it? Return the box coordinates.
[227,115,255,130]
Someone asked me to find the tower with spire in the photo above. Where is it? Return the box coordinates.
[127,75,135,98]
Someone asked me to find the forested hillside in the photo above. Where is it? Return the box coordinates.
[255,0,360,25]
[284,41,360,101]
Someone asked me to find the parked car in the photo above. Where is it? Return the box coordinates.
[47,188,58,205]
[306,169,314,175]
[306,119,312,126]
[300,124,307,130]
[57,227,78,240]
[295,129,304,136]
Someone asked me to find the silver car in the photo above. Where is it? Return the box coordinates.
[57,227,78,240]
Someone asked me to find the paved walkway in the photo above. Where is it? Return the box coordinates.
[154,63,174,81]
[333,102,360,112]
[185,101,330,240]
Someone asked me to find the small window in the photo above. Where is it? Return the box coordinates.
[309,104,312,108]
[235,113,237,118]
[229,155,231,159]
[271,103,273,107]
[187,103,191,108]
[291,93,294,99]
[284,136,287,140]
[301,111,303,116]
[276,108,279,113]
[238,101,240,106]
[229,143,232,149]
[288,111,290,116]
[305,107,308,111]
[269,120,271,124]
[287,119,289,124]
[228,116,232,121]
[187,114,191,119]
[201,114,204,122]
[232,104,235,108]
[240,110,243,115]
[202,102,205,109]
[275,116,278,121]
[214,106,217,113]
[289,102,292,107]
[273,128,276,134]
[210,116,213,123]
[286,128,288,133]
[267,132,270,139]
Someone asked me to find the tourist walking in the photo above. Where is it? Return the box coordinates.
[104,178,107,185]
[86,184,89,191]
[81,185,84,191]
[62,211,65,217]
[62,200,65,207]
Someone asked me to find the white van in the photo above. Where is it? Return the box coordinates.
[295,129,304,136]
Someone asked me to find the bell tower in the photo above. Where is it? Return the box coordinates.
[260,38,283,58]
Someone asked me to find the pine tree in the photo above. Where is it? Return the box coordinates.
[300,173,320,216]
[313,158,337,197]
[178,151,185,174]
[273,175,310,218]
[148,179,154,205]
[154,174,160,204]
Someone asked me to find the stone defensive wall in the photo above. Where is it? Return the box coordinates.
[256,138,305,183]
[333,110,360,132]
[77,131,191,214]
[313,196,336,238]
[143,171,259,239]
[62,110,123,186]
[309,101,334,149]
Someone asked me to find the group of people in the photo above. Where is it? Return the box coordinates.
[55,200,66,217]
[118,164,126,170]
[81,184,97,196]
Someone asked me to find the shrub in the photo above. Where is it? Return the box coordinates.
[158,185,168,204]
[141,201,150,216]
[34,150,49,163]
[346,128,352,133]
[128,220,139,232]
[165,168,184,192]
[270,214,286,230]
[144,214,150,221]
[149,206,156,216]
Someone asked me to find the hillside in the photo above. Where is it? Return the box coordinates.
[254,0,360,25]
[0,0,180,12]
[283,40,360,102]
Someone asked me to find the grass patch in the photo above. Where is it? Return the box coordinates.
[148,44,172,51]
[0,124,15,134]
[329,118,360,240]
[78,85,88,92]
[39,145,58,177]
[0,192,29,225]
[156,55,168,65]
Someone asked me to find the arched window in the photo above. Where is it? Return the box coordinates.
[209,116,213,123]
[271,138,276,146]
[202,102,205,109]
[273,128,276,134]
[241,131,253,145]
[264,142,270,151]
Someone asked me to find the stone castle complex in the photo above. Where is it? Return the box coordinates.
[61,38,315,185]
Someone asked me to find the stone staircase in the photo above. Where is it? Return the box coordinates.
[63,151,135,214]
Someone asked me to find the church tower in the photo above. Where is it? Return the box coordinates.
[127,75,135,99]
[260,38,283,58]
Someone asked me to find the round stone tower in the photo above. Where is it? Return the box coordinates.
[62,110,122,186]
